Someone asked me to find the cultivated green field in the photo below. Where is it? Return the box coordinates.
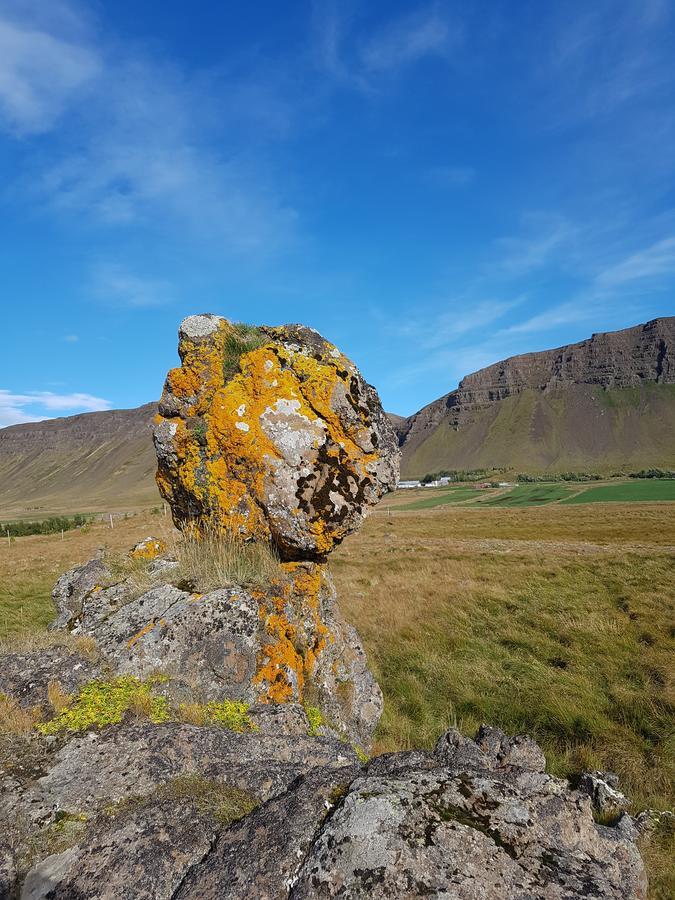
[562,480,675,504]
[475,484,573,506]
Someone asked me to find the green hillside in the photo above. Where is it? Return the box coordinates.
[401,384,675,479]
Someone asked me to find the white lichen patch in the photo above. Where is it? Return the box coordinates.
[237,403,246,416]
[235,422,250,433]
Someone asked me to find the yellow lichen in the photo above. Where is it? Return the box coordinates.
[129,538,167,561]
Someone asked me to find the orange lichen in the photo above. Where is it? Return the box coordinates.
[156,319,383,557]
[126,619,165,649]
[252,562,334,704]
[129,538,167,561]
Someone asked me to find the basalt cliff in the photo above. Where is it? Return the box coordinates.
[398,316,675,477]
[0,315,651,898]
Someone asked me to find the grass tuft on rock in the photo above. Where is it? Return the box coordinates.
[222,322,268,381]
[174,525,282,592]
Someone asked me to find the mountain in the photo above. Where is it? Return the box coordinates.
[398,316,675,478]
[1,317,674,517]
[0,403,160,518]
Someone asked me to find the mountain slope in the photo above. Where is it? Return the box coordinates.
[399,317,675,477]
[0,403,160,518]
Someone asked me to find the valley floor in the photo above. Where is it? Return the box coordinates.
[1,501,673,896]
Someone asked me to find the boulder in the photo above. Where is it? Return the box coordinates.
[154,315,399,561]
[578,770,631,812]
[48,556,382,748]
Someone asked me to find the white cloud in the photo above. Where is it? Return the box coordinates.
[89,263,173,308]
[3,3,297,257]
[0,9,99,135]
[595,236,675,287]
[360,6,456,73]
[0,390,111,428]
[312,1,459,89]
[63,334,78,342]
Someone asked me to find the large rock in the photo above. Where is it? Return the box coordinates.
[154,315,399,561]
[49,555,382,748]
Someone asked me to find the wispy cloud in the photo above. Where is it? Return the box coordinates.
[360,5,458,73]
[495,215,574,276]
[545,0,674,123]
[4,3,297,258]
[0,4,99,135]
[311,1,459,90]
[0,389,111,428]
[595,236,675,287]
[89,263,174,308]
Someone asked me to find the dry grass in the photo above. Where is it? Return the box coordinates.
[46,680,71,714]
[0,694,41,735]
[331,500,674,897]
[171,525,282,592]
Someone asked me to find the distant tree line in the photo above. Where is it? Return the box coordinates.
[420,468,505,484]
[516,472,602,483]
[1,514,90,538]
[628,468,675,479]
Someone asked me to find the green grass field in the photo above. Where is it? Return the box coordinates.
[563,480,675,504]
[473,484,573,506]
[397,487,484,510]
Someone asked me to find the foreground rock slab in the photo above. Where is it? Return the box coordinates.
[7,725,646,899]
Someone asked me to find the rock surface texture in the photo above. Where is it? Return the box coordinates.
[1,715,647,899]
[154,315,399,560]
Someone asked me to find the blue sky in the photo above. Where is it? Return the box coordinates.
[1,0,674,426]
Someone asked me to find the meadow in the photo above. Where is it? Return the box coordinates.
[0,499,673,894]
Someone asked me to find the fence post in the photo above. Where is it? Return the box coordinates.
[109,514,114,530]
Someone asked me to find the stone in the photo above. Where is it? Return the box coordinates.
[174,766,361,899]
[291,728,647,899]
[49,557,109,632]
[0,645,102,710]
[49,553,381,747]
[6,722,357,827]
[578,771,631,812]
[154,315,399,561]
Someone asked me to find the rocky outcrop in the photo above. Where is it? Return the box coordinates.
[2,719,647,899]
[0,315,653,897]
[46,554,382,748]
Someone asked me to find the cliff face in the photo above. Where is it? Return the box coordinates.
[400,317,675,476]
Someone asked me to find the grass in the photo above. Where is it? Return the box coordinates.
[108,774,258,826]
[222,322,268,380]
[172,525,282,592]
[398,488,484,510]
[332,501,675,898]
[562,481,675,504]
[474,484,574,506]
